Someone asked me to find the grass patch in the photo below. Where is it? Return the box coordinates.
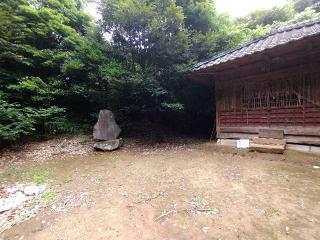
[0,163,53,184]
[42,189,57,205]
[26,168,52,185]
[33,175,47,185]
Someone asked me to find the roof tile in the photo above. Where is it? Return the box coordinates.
[191,18,320,72]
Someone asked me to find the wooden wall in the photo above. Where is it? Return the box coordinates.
[215,63,320,145]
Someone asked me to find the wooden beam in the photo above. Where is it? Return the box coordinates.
[218,126,320,137]
[217,132,258,139]
[214,62,320,86]
[259,129,284,139]
[285,136,320,145]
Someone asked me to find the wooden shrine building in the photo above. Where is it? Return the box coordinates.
[189,19,320,150]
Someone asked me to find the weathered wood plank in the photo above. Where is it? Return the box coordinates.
[285,136,320,145]
[252,138,286,145]
[259,129,284,139]
[217,132,257,139]
[250,143,285,154]
[218,126,320,137]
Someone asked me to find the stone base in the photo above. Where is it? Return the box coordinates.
[94,139,122,151]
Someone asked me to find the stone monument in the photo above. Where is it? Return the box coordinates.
[93,110,122,151]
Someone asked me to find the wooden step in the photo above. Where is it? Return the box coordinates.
[250,138,286,154]
[252,138,286,145]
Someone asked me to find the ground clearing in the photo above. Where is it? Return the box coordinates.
[0,136,320,240]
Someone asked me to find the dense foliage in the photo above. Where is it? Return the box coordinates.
[1,0,91,142]
[1,0,319,145]
[0,0,128,144]
[237,0,320,32]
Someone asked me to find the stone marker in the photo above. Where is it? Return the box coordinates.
[94,139,122,151]
[93,110,121,141]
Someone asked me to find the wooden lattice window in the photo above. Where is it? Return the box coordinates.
[242,96,268,110]
[241,75,305,110]
[269,93,302,108]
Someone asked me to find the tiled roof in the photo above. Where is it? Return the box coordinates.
[190,18,320,72]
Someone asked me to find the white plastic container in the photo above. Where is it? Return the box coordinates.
[237,139,250,149]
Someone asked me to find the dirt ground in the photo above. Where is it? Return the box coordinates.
[0,135,320,240]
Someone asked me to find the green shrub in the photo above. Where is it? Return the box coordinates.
[33,106,73,134]
[0,99,36,142]
[0,99,70,145]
